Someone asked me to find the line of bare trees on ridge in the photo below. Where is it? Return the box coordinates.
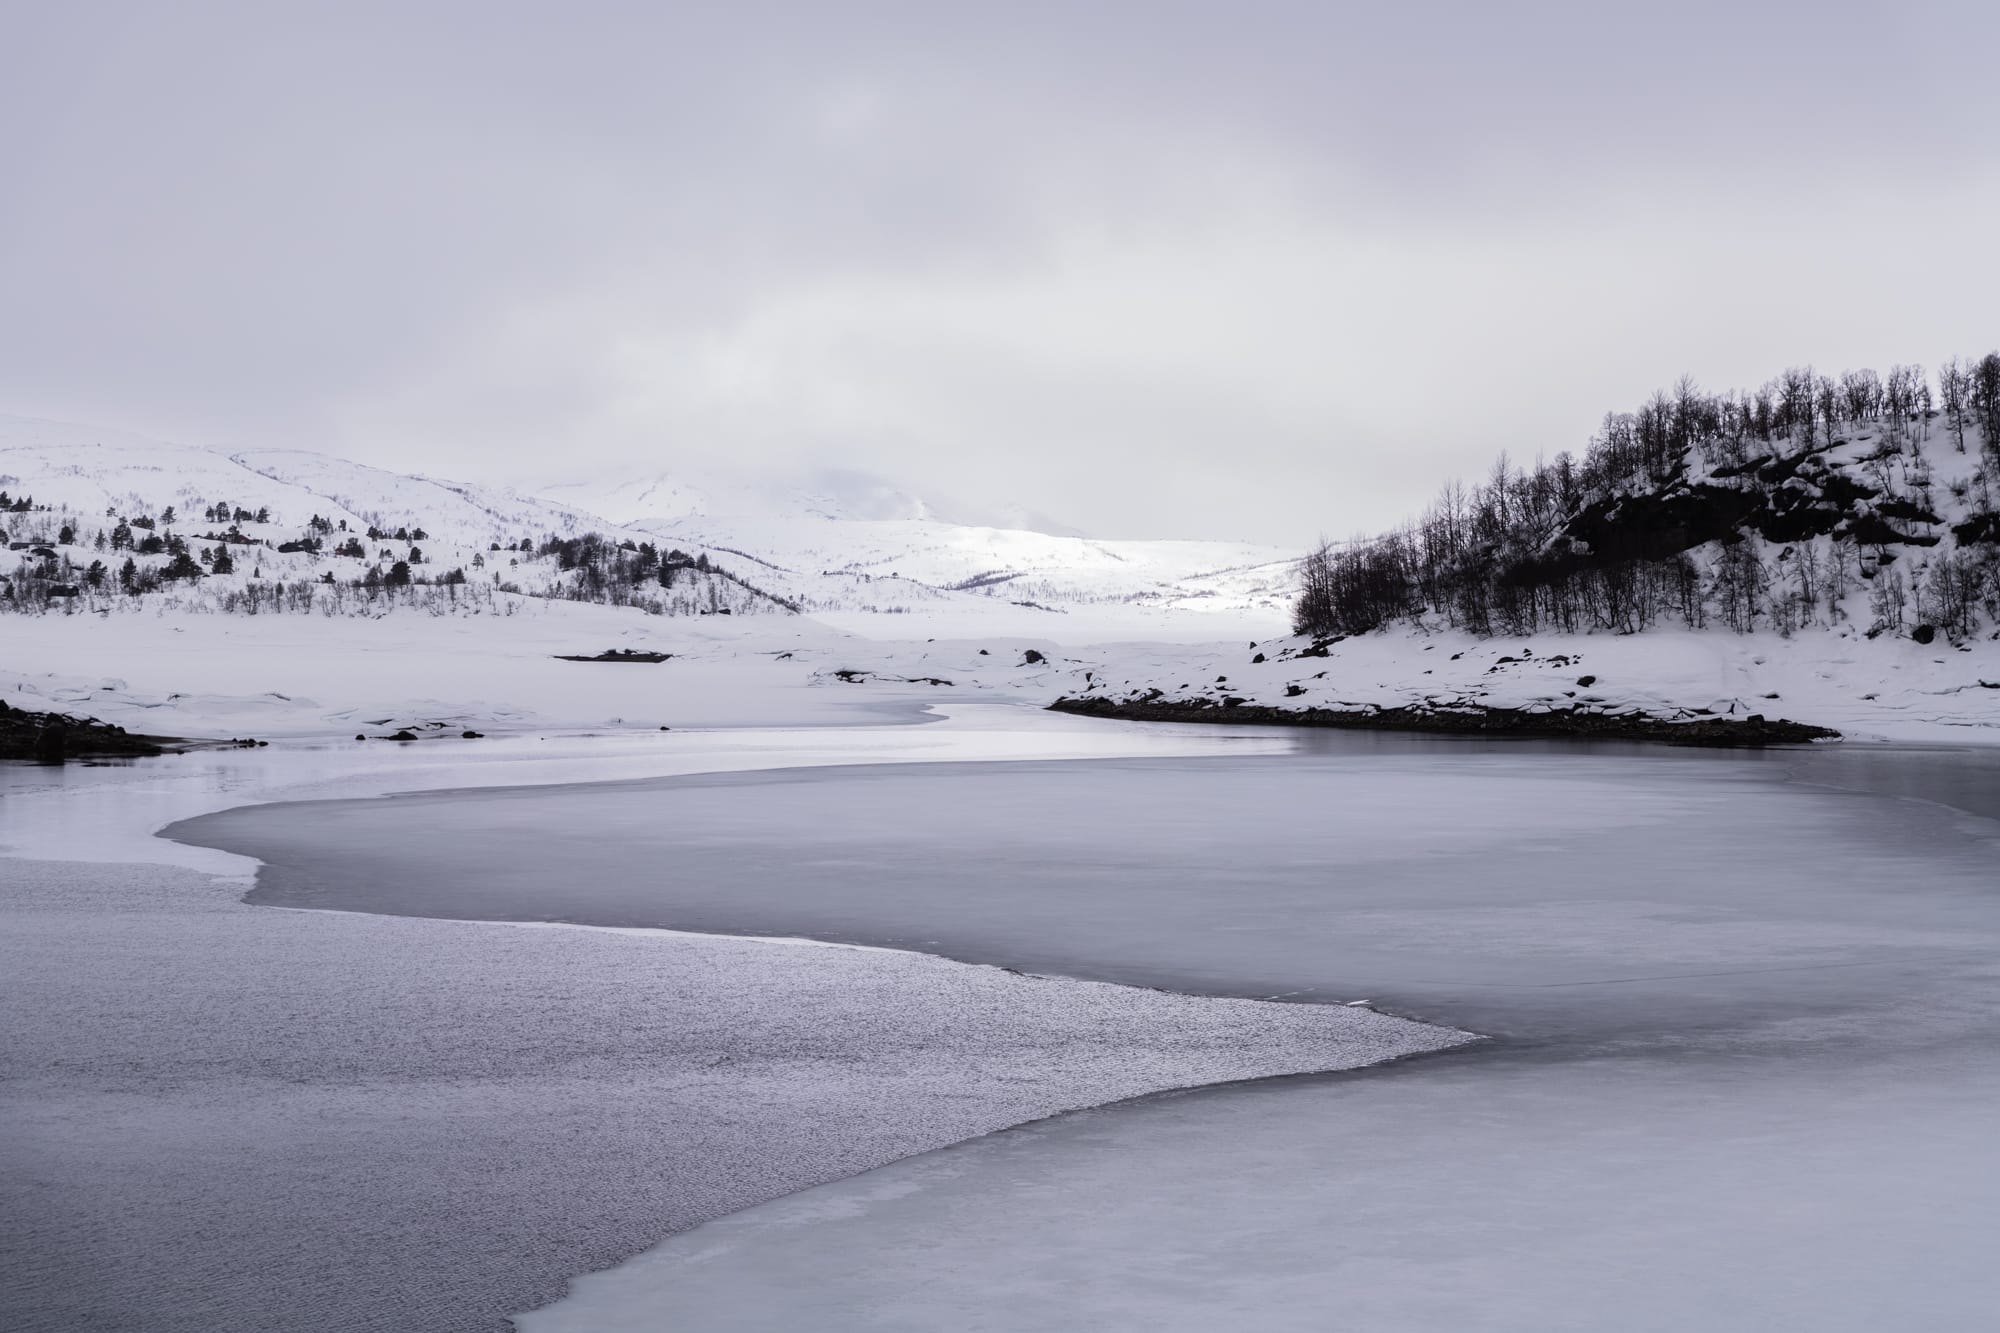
[1296,353,2000,642]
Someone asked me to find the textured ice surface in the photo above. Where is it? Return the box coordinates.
[0,709,1378,1333]
[0,860,1458,1333]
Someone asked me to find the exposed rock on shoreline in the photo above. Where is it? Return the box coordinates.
[0,701,167,761]
[1048,695,1839,747]
[554,649,672,663]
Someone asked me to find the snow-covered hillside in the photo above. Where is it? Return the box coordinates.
[0,418,785,620]
[0,416,1295,629]
[1298,360,2000,646]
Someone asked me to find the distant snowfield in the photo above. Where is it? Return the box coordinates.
[4,599,1997,748]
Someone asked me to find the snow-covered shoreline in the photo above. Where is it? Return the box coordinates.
[6,602,1997,759]
[1066,623,2000,746]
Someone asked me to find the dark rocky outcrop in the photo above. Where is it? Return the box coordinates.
[555,649,672,663]
[0,701,167,761]
[1048,695,1838,748]
[831,669,953,686]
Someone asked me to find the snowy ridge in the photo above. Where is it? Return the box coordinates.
[230,450,620,549]
[0,415,1295,625]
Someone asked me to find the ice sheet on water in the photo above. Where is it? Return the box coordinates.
[511,744,2000,1332]
[523,1038,2000,1333]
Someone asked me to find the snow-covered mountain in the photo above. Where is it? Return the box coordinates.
[623,510,1292,616]
[529,461,1292,616]
[0,416,1297,627]
[538,464,1085,535]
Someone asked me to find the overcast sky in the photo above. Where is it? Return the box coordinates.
[5,2,1997,543]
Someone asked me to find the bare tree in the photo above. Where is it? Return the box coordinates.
[1938,357,1969,453]
[1972,352,2000,459]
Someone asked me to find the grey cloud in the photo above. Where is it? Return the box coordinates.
[3,1,1995,543]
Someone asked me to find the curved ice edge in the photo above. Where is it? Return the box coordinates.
[393,921,1478,1329]
[508,991,1478,1331]
[535,1041,1488,1325]
[271,905,1478,1038]
[482,918,1464,1041]
[266,903,1479,1333]
[267,904,916,956]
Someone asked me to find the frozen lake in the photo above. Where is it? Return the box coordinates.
[164,732,2000,1329]
[10,721,1999,1330]
[0,712,1409,1333]
[183,736,2000,1048]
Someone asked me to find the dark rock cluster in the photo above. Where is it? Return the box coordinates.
[0,700,166,762]
[1048,695,1839,748]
